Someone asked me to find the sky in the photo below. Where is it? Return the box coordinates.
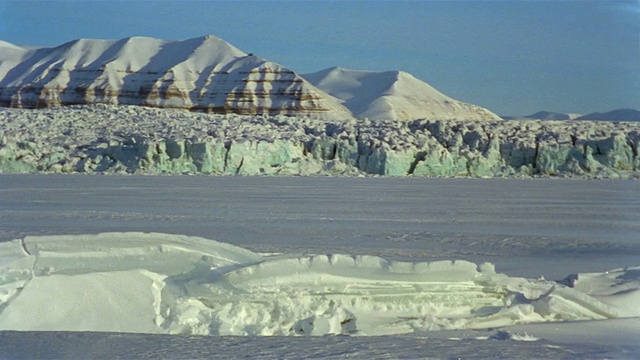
[0,0,638,116]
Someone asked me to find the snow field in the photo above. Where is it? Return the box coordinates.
[0,232,637,337]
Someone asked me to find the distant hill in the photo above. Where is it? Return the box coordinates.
[502,111,582,120]
[576,109,640,121]
[303,67,501,121]
[502,109,640,122]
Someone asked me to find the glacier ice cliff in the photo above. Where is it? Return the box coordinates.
[0,105,638,178]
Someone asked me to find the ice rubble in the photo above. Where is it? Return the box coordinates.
[0,232,638,336]
[1,105,638,178]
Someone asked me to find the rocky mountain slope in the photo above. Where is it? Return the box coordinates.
[1,105,638,178]
[0,36,500,121]
[0,36,352,117]
[303,67,501,121]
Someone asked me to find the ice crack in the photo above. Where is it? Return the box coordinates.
[20,238,31,256]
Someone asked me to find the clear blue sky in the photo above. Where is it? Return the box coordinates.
[0,0,638,115]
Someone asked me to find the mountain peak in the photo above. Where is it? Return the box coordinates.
[0,36,352,117]
[304,67,500,121]
[524,111,581,120]
[0,35,500,121]
[0,40,22,50]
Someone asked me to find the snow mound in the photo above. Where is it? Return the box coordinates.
[303,67,501,121]
[1,233,638,336]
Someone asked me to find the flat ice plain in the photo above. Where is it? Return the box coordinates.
[0,175,639,358]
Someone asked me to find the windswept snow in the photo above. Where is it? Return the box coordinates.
[0,232,638,336]
[0,175,638,357]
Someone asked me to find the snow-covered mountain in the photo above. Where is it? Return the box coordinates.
[0,37,501,121]
[522,111,582,120]
[0,36,352,118]
[503,109,640,122]
[303,67,501,121]
[576,108,640,122]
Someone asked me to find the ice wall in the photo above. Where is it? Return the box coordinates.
[1,105,638,178]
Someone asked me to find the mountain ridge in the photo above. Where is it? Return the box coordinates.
[0,35,352,117]
[2,35,497,120]
[502,109,640,122]
[576,108,640,122]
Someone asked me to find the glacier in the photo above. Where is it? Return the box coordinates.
[0,105,638,178]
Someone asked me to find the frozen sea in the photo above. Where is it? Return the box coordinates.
[0,175,639,358]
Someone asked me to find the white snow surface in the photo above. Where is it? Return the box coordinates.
[303,67,502,121]
[0,232,638,337]
[0,40,21,50]
[0,175,639,358]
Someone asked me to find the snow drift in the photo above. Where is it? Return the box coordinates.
[0,105,638,178]
[0,232,638,336]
